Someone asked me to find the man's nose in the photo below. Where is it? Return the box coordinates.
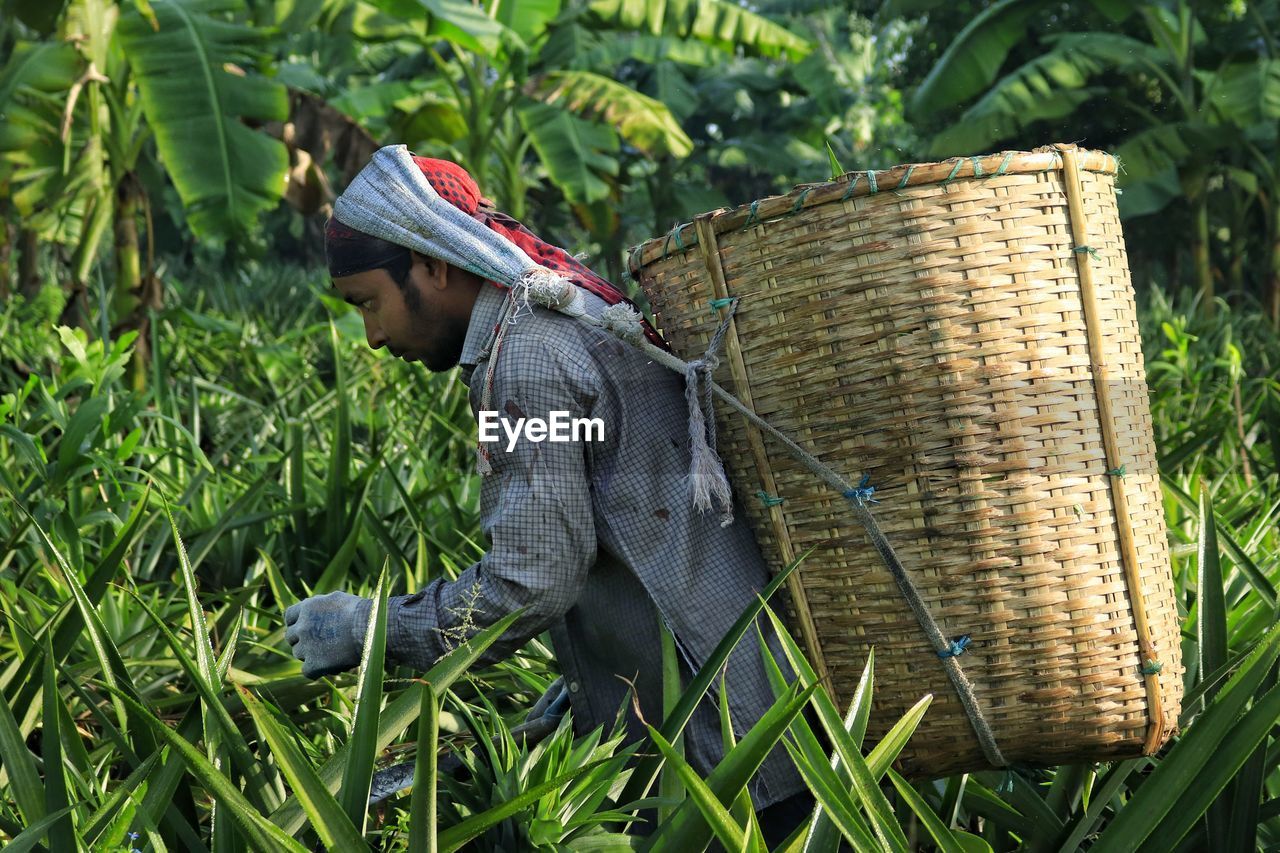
[362,313,387,349]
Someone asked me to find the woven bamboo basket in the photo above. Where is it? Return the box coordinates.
[626,143,1183,779]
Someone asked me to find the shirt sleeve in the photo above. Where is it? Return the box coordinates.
[385,330,602,670]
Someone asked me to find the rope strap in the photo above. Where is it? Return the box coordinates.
[682,297,740,528]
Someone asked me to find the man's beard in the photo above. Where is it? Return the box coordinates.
[407,298,468,372]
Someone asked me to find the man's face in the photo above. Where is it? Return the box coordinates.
[331,253,478,372]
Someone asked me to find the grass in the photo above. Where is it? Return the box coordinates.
[0,266,1278,850]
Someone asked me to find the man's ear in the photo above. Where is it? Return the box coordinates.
[411,250,449,290]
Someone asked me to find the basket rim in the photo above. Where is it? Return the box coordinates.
[626,142,1118,276]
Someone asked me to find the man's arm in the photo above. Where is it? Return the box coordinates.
[386,332,601,670]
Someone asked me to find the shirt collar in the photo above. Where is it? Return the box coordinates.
[457,282,509,387]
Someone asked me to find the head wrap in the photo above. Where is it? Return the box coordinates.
[327,146,668,351]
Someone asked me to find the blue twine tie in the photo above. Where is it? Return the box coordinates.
[843,473,879,505]
[756,490,785,507]
[937,634,972,659]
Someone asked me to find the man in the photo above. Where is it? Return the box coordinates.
[283,147,814,842]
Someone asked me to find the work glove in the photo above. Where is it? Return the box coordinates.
[524,675,570,725]
[284,591,373,679]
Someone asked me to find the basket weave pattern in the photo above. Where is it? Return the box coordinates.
[629,146,1183,778]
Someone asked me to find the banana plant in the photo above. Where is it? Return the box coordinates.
[904,0,1280,318]
[0,0,289,382]
[319,0,811,282]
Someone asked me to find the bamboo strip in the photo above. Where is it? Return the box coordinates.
[1057,144,1166,754]
[693,212,831,687]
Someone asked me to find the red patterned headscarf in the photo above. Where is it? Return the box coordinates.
[326,157,669,351]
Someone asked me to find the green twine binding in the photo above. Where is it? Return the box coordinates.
[708,296,735,315]
[756,490,785,507]
[971,156,984,178]
[790,187,813,214]
[941,160,963,188]
[744,199,762,227]
[672,225,686,252]
[1108,463,1127,478]
[841,174,862,201]
[662,231,672,260]
[897,165,916,190]
[994,152,1013,176]
[1073,245,1101,260]
[1141,659,1162,675]
[866,170,878,194]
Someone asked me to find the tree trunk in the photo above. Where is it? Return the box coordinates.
[17,227,42,299]
[0,211,11,300]
[109,173,155,391]
[650,159,675,237]
[1190,191,1214,317]
[1227,195,1246,311]
[1269,218,1280,330]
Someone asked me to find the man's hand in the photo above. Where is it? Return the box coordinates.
[284,591,373,679]
[524,676,569,725]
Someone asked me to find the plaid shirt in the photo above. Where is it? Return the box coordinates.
[386,282,807,809]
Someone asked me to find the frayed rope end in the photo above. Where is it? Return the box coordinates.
[684,360,734,527]
[517,266,584,317]
[600,302,645,346]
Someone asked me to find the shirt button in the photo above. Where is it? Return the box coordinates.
[568,681,581,694]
